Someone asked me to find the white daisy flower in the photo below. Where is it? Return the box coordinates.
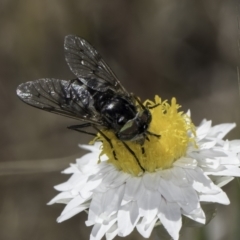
[48,96,240,240]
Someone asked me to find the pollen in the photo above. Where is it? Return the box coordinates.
[92,96,196,176]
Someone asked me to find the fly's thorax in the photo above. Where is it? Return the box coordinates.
[99,95,137,130]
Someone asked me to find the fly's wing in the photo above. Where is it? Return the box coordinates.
[16,78,104,125]
[64,35,130,95]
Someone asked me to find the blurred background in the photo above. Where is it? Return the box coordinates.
[0,0,240,239]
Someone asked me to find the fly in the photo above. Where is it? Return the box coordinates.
[16,35,160,171]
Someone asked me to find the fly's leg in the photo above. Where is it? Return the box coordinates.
[69,124,118,160]
[147,103,160,109]
[131,93,146,110]
[121,141,145,172]
[147,131,161,139]
[68,123,97,137]
[131,93,160,110]
[92,126,118,160]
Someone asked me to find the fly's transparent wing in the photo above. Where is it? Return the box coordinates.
[16,78,104,125]
[64,35,129,95]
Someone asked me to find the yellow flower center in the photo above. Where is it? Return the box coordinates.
[92,96,195,176]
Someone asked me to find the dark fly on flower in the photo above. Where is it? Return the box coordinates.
[16,35,160,170]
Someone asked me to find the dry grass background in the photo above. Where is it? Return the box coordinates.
[0,0,240,239]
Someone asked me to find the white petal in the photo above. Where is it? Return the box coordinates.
[117,201,140,237]
[87,168,108,183]
[57,204,89,222]
[219,154,240,165]
[87,193,104,226]
[198,140,217,150]
[54,181,73,192]
[191,148,226,159]
[93,168,120,193]
[196,120,212,141]
[77,152,99,168]
[101,169,121,187]
[158,177,199,213]
[121,177,143,205]
[207,123,236,139]
[138,189,160,225]
[158,200,182,240]
[158,168,172,180]
[61,195,91,215]
[229,140,240,152]
[136,217,158,238]
[199,190,230,205]
[143,172,160,190]
[92,181,113,194]
[170,168,189,187]
[184,168,211,186]
[90,215,117,240]
[54,173,88,191]
[81,176,102,193]
[186,109,191,117]
[212,176,234,187]
[184,168,219,195]
[108,172,129,188]
[62,164,78,174]
[207,167,240,177]
[176,187,199,214]
[158,177,180,202]
[173,157,197,169]
[182,207,205,224]
[47,191,73,205]
[106,224,118,240]
[79,189,93,200]
[197,158,220,170]
[129,202,140,227]
[101,185,125,217]
[79,143,101,152]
